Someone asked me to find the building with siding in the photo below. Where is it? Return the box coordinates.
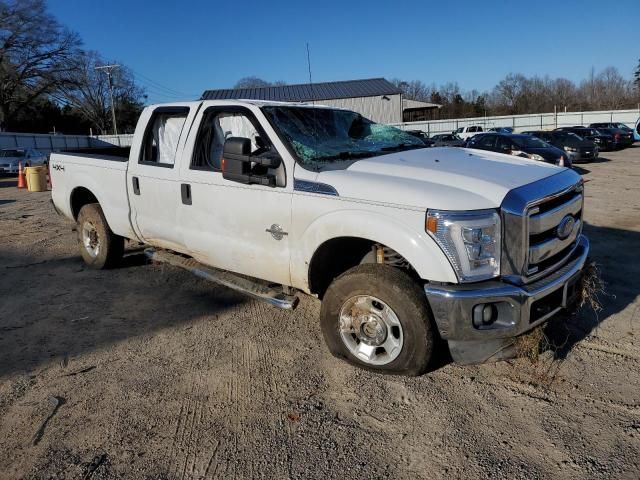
[201,78,440,124]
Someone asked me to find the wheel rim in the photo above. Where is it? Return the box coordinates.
[81,221,100,258]
[338,295,404,366]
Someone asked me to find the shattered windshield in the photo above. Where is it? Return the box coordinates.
[261,106,425,168]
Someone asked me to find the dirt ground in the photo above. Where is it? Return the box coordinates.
[1,147,639,480]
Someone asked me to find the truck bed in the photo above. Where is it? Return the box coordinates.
[59,146,131,161]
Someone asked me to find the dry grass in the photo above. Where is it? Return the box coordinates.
[578,261,607,314]
[513,262,610,386]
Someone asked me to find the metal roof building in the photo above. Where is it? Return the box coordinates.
[202,78,440,124]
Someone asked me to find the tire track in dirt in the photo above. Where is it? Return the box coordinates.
[164,299,294,479]
[165,316,225,480]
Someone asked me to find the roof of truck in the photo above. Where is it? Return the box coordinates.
[149,99,348,111]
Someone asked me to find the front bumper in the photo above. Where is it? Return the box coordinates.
[425,234,589,364]
[566,150,598,163]
[0,164,18,174]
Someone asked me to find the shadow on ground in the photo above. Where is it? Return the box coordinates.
[0,247,248,379]
[544,222,640,358]
[0,176,17,188]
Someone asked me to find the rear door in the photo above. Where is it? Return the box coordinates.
[127,105,198,252]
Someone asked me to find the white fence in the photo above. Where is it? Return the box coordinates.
[390,108,640,135]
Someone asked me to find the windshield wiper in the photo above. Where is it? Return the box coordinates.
[380,143,424,153]
[313,151,377,162]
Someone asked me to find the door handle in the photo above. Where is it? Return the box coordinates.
[132,176,140,195]
[181,183,192,205]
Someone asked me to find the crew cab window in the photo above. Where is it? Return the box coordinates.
[495,136,513,151]
[140,110,188,166]
[192,109,271,171]
[478,135,496,148]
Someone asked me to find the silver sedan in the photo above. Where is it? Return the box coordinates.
[0,148,48,174]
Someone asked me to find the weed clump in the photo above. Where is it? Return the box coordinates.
[578,261,607,314]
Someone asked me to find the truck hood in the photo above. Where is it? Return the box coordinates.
[314,147,563,210]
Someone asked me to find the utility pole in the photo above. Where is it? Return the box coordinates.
[95,64,120,135]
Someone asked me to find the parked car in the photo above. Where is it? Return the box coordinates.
[635,117,640,142]
[592,127,634,149]
[0,148,48,174]
[430,133,465,147]
[523,130,599,163]
[488,127,514,134]
[50,100,588,373]
[553,126,614,151]
[454,125,484,140]
[405,130,435,147]
[589,122,634,133]
[465,133,571,167]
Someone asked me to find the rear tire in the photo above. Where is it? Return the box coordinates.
[320,264,435,376]
[76,203,124,269]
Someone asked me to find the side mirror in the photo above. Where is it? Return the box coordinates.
[222,137,281,187]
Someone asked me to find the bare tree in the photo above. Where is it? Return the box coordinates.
[57,51,145,134]
[233,77,286,89]
[0,0,81,130]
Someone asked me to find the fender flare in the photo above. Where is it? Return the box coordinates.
[292,209,458,291]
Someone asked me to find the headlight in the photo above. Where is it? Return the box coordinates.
[528,153,544,161]
[426,210,501,282]
[564,146,577,152]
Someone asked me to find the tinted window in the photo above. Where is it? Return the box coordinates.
[512,136,550,148]
[0,149,25,157]
[478,135,496,148]
[495,136,513,151]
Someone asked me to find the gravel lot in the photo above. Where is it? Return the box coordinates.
[1,147,639,480]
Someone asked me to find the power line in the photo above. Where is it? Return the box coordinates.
[129,68,199,98]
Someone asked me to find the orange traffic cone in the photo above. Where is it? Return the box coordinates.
[17,161,27,189]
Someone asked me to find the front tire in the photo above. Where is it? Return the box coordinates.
[320,264,435,376]
[76,203,124,269]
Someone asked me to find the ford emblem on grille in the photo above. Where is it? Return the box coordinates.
[557,215,575,240]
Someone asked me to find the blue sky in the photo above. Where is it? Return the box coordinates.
[48,0,640,104]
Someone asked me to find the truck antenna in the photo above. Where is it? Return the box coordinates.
[306,42,315,106]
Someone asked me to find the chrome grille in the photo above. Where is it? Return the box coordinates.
[500,169,585,285]
[525,187,583,280]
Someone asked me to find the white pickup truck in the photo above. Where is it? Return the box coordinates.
[50,100,589,375]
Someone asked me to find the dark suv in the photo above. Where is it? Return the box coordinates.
[589,122,633,133]
[522,130,598,163]
[554,126,614,151]
[465,133,571,167]
[589,123,634,148]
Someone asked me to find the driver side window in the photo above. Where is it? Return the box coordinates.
[191,110,271,171]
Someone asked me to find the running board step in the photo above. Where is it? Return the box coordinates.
[144,248,299,310]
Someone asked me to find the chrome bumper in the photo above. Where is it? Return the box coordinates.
[425,235,589,364]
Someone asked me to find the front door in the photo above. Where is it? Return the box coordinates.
[179,105,293,286]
